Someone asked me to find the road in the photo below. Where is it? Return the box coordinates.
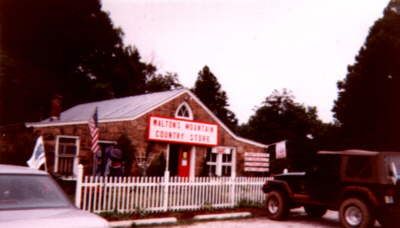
[159,209,381,228]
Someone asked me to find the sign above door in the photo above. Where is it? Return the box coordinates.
[148,116,218,146]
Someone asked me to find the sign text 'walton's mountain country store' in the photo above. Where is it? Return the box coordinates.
[147,116,218,146]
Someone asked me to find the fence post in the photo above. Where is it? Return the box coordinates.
[75,164,84,208]
[229,176,235,208]
[163,171,170,212]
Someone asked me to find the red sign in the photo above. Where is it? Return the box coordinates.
[148,116,218,146]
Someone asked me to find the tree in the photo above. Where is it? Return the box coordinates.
[239,89,322,144]
[192,66,238,131]
[239,89,325,172]
[0,0,152,125]
[145,72,182,93]
[333,0,400,150]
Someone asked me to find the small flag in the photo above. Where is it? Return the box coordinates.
[27,136,46,169]
[275,141,287,159]
[88,107,100,154]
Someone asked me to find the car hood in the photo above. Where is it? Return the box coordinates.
[0,208,109,228]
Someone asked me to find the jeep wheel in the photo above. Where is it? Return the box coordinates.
[265,191,289,220]
[304,205,327,218]
[339,198,374,228]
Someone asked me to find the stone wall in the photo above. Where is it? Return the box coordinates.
[34,91,266,176]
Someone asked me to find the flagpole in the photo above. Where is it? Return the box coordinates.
[89,107,100,176]
[92,152,96,175]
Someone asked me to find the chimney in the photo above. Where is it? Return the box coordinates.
[50,94,62,121]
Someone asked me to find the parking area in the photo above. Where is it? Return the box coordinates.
[158,209,381,228]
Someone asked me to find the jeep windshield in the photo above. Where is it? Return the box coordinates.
[385,154,400,181]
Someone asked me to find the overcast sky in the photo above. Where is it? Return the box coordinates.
[102,0,388,124]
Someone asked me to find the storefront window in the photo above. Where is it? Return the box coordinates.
[206,147,235,177]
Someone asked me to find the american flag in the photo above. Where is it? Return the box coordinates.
[88,107,100,154]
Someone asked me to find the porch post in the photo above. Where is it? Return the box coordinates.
[189,146,196,181]
[163,171,170,211]
[164,144,170,177]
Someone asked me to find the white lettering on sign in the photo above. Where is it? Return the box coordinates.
[148,116,218,146]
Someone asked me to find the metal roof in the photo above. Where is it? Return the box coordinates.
[27,89,186,126]
[26,88,267,148]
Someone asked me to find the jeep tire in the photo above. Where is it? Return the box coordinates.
[265,190,289,220]
[339,198,374,228]
[304,205,327,218]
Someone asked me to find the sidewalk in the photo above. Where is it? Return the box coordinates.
[109,211,253,227]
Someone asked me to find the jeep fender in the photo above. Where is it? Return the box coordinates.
[340,186,379,207]
[263,180,293,196]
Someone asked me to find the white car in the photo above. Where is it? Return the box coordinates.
[0,164,109,227]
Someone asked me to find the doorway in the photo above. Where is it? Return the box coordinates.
[169,144,192,177]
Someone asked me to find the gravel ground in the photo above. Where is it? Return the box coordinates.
[158,208,381,228]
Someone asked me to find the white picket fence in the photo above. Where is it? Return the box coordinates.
[75,165,270,213]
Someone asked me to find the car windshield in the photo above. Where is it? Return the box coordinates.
[0,174,72,210]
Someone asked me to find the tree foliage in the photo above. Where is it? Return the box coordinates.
[145,72,182,93]
[192,66,238,131]
[333,0,400,150]
[239,89,323,145]
[0,0,153,125]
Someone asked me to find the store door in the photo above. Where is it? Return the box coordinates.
[169,144,191,177]
[177,146,191,177]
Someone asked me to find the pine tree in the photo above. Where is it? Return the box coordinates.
[192,66,238,131]
[333,0,400,150]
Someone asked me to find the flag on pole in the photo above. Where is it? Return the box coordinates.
[27,136,46,169]
[88,107,100,155]
[275,140,287,159]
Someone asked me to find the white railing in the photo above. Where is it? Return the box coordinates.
[75,165,270,213]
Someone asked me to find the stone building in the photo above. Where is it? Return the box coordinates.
[27,89,268,180]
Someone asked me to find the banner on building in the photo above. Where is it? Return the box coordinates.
[275,141,287,159]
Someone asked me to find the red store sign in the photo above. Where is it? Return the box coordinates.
[148,116,218,146]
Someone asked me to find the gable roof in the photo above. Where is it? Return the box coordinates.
[26,88,267,148]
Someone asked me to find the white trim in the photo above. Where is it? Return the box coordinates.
[175,102,193,120]
[189,146,196,179]
[55,135,80,179]
[26,89,267,148]
[98,140,117,145]
[231,148,236,178]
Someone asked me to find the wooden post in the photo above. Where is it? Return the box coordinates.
[163,170,170,212]
[229,176,236,208]
[75,164,84,208]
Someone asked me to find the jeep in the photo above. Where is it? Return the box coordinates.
[262,150,400,228]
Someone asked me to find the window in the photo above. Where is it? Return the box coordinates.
[206,147,235,177]
[175,102,193,120]
[345,156,373,179]
[55,136,79,178]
